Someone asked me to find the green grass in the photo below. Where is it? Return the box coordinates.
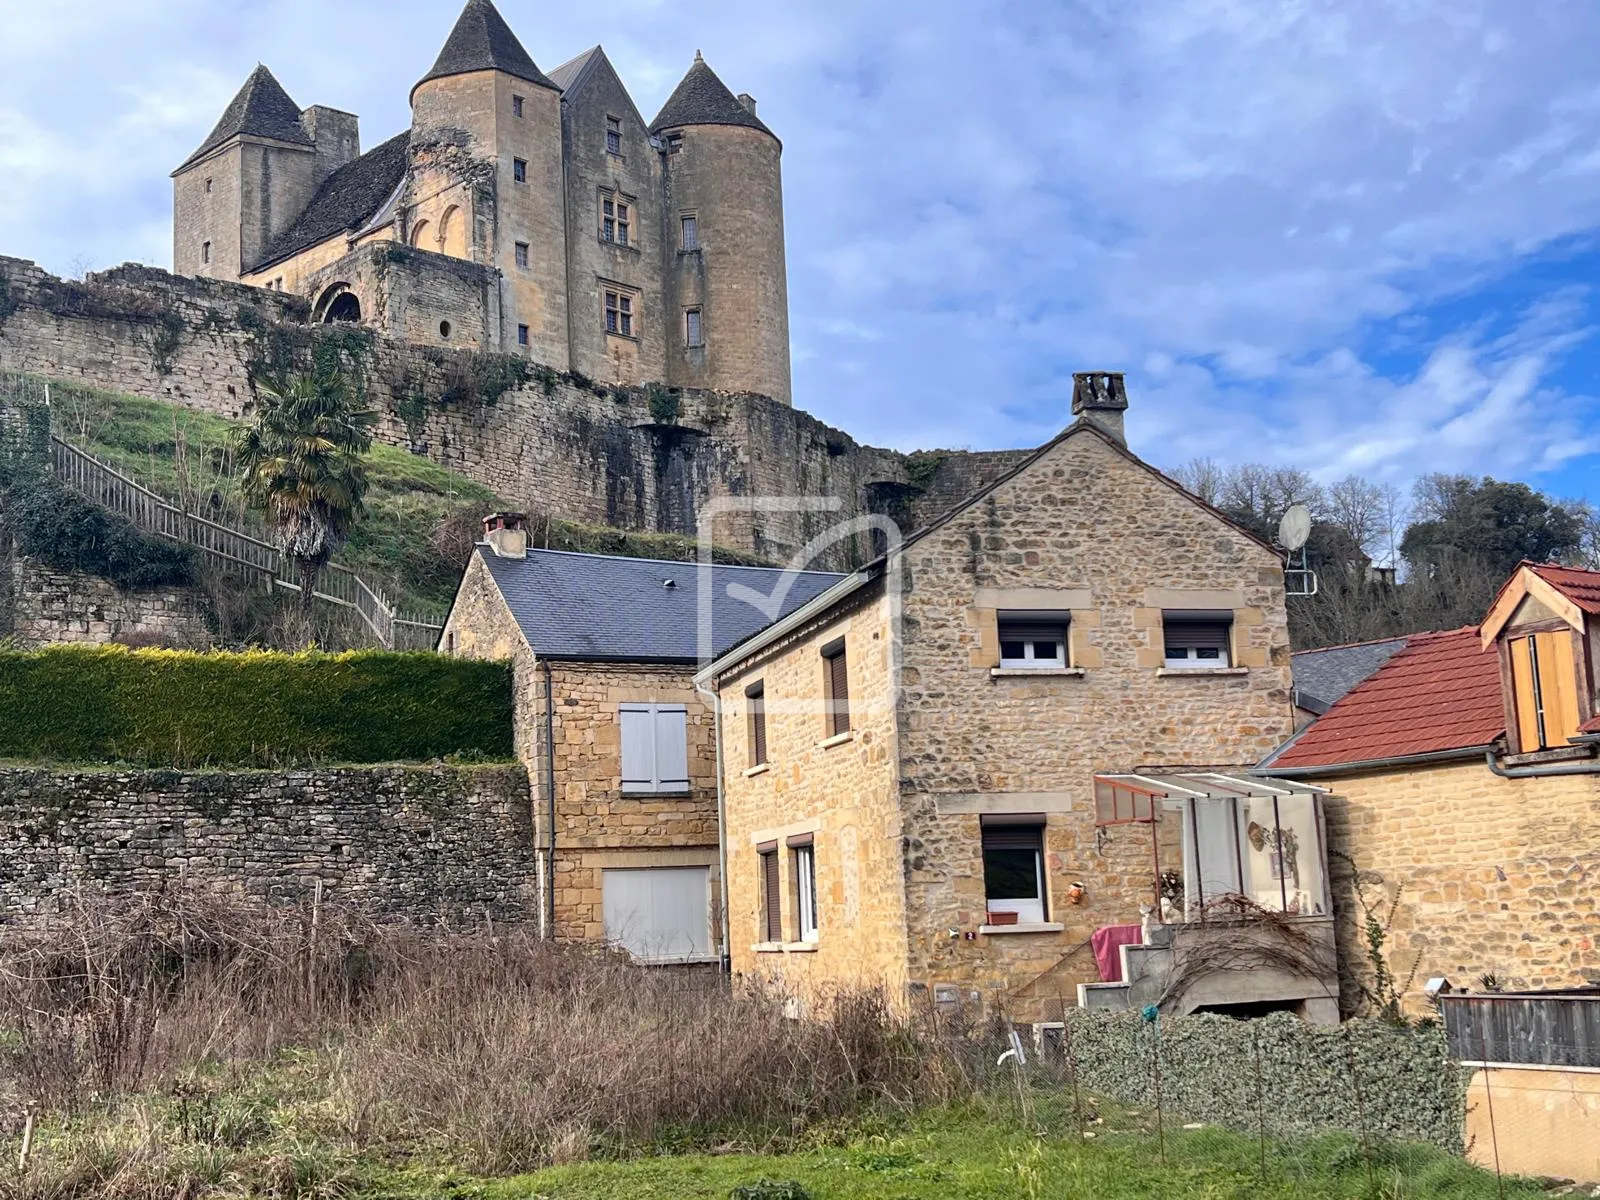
[35,378,772,620]
[354,1099,1540,1200]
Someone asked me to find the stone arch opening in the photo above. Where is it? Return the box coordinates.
[439,205,467,258]
[313,283,361,324]
[409,219,431,249]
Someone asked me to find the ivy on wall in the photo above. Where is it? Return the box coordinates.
[4,475,199,590]
[1057,1011,1468,1152]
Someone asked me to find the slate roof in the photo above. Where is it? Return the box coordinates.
[1530,562,1600,614]
[179,65,310,171]
[251,133,410,272]
[478,547,847,662]
[414,0,558,98]
[650,53,774,138]
[1291,636,1410,715]
[547,46,601,93]
[1266,627,1504,772]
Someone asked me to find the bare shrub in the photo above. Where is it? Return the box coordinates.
[0,893,960,1184]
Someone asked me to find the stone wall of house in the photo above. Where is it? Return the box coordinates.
[7,557,213,648]
[0,256,997,570]
[894,429,1295,1019]
[0,763,536,924]
[541,660,721,947]
[717,585,911,992]
[1322,757,1600,1014]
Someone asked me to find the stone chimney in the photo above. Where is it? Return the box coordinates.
[737,93,758,116]
[1071,371,1129,447]
[482,512,528,559]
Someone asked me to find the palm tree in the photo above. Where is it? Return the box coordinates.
[235,366,375,626]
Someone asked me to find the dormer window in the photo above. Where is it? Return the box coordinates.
[1508,631,1580,752]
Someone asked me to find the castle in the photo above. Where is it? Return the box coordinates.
[171,0,792,403]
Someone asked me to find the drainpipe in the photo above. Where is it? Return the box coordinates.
[696,672,732,977]
[542,658,558,939]
[1484,748,1600,778]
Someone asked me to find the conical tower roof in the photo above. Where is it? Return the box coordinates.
[649,51,774,139]
[177,65,310,171]
[413,0,557,100]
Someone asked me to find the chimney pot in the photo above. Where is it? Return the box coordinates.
[1070,371,1129,447]
[482,511,529,559]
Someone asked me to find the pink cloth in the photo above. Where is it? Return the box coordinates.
[1091,924,1144,983]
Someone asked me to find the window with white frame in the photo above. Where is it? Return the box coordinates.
[1162,612,1233,669]
[997,613,1068,669]
[792,837,818,942]
[601,866,711,961]
[619,703,689,793]
[981,816,1046,923]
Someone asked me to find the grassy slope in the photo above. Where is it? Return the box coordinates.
[42,381,770,616]
[369,1100,1539,1200]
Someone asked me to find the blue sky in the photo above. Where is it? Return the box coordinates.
[2,0,1599,503]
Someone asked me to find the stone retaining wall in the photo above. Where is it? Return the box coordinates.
[0,257,1010,569]
[7,557,212,648]
[0,763,536,925]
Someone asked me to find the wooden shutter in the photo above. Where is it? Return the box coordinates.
[748,684,767,766]
[653,706,689,791]
[760,848,782,942]
[619,705,655,792]
[825,649,850,736]
[1534,630,1580,748]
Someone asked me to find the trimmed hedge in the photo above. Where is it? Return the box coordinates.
[0,645,514,766]
[1056,1010,1467,1151]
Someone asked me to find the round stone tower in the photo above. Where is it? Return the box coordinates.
[653,53,791,405]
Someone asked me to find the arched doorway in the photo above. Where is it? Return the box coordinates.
[313,283,361,324]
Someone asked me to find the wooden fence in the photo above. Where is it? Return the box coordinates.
[2,372,444,650]
[1440,992,1600,1067]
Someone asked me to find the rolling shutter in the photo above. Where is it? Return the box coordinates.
[824,645,850,737]
[602,867,710,961]
[748,684,767,766]
[760,847,782,942]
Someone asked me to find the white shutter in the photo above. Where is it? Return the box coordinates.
[619,705,655,792]
[603,867,710,961]
[653,706,689,792]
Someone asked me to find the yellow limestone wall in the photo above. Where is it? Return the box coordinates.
[1465,1066,1600,1183]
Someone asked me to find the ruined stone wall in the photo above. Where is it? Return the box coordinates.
[8,557,213,649]
[0,256,987,570]
[1321,758,1600,1014]
[0,763,537,925]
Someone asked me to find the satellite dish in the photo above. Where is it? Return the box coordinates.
[1277,504,1312,552]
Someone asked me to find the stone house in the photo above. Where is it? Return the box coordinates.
[695,375,1338,1023]
[172,0,791,400]
[439,513,840,959]
[1262,560,1600,1012]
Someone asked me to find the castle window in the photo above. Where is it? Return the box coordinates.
[514,241,529,268]
[513,158,527,184]
[685,308,703,348]
[204,178,213,194]
[512,94,524,118]
[604,289,635,338]
[517,324,529,346]
[439,320,451,339]
[606,115,622,155]
[681,214,698,251]
[665,133,684,153]
[201,242,211,265]
[600,190,631,247]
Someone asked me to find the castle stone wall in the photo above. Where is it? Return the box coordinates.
[8,557,213,649]
[0,763,536,926]
[0,256,1007,570]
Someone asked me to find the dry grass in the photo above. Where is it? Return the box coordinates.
[0,893,962,1196]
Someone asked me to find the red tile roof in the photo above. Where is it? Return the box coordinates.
[1530,563,1600,615]
[1581,714,1600,736]
[1270,627,1504,771]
